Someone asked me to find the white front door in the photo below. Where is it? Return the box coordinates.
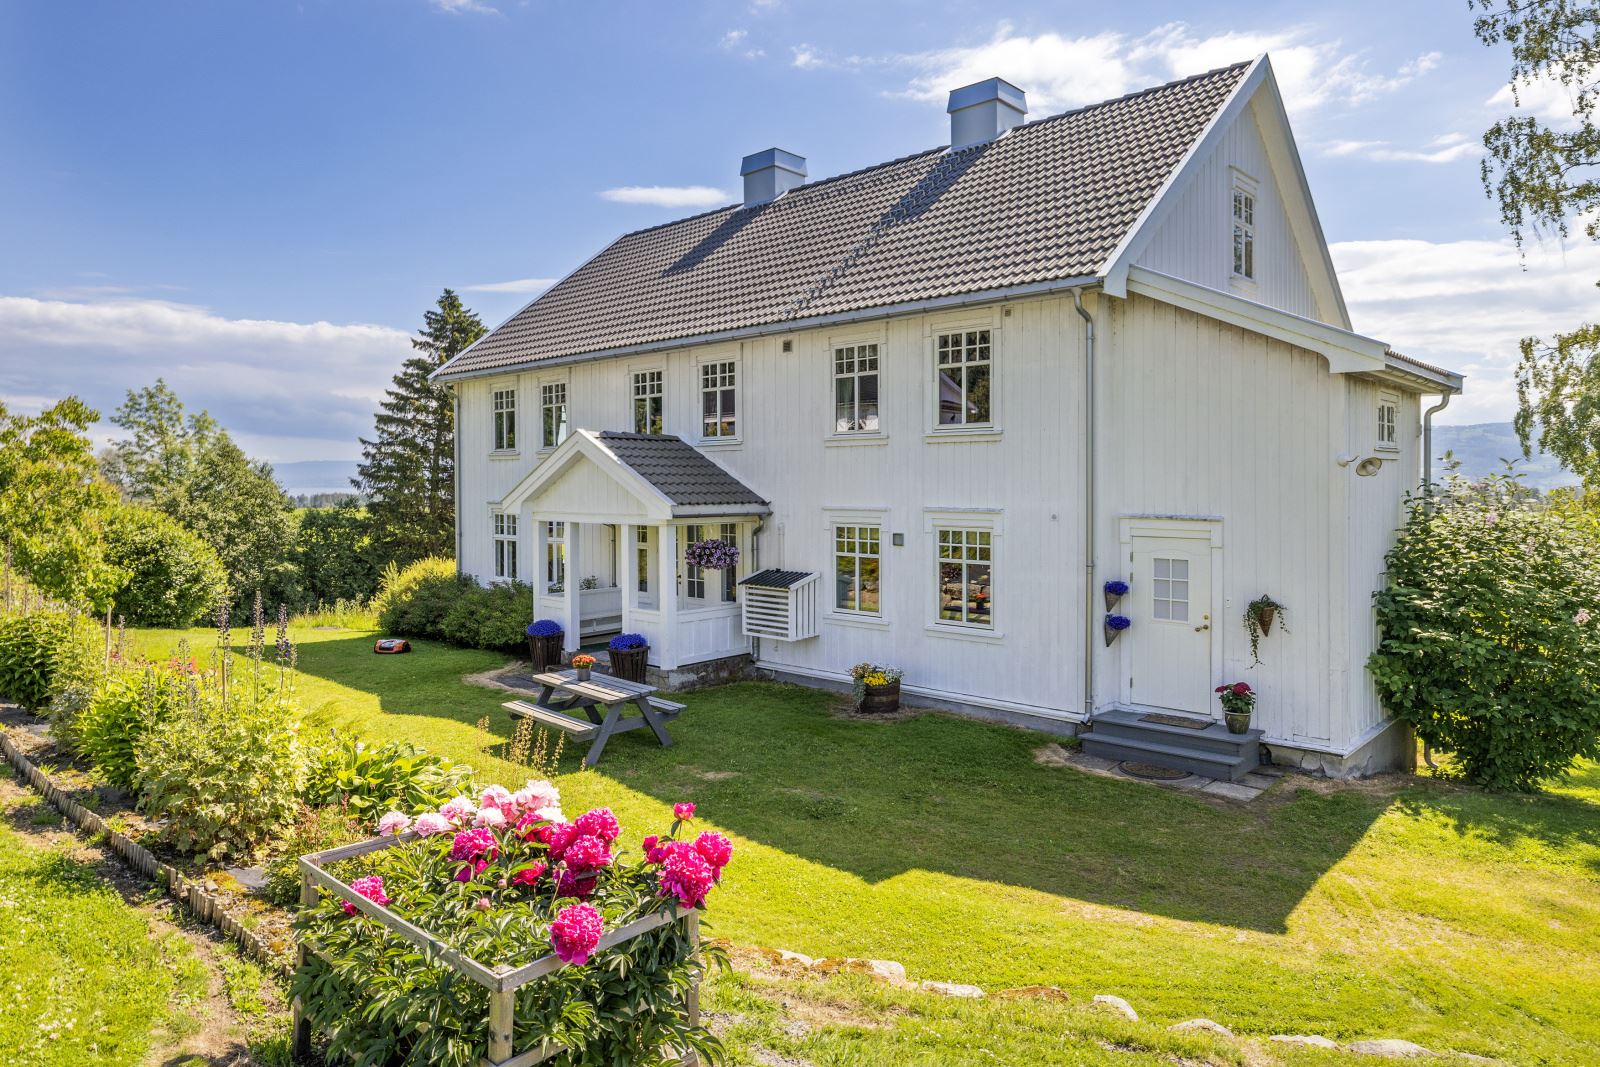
[1128,535,1213,716]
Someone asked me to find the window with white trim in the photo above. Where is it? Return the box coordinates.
[936,330,992,427]
[1377,393,1399,451]
[834,524,881,614]
[681,523,737,603]
[492,513,518,580]
[936,527,992,627]
[636,526,651,593]
[1151,557,1189,621]
[492,388,517,451]
[544,521,566,592]
[633,370,663,434]
[1231,177,1256,280]
[541,382,568,448]
[833,344,880,433]
[683,524,706,600]
[700,361,737,439]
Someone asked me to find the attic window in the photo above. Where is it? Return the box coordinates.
[1231,172,1257,281]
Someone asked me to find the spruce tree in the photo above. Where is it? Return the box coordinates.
[356,289,484,566]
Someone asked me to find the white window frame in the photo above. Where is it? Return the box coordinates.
[1376,391,1400,452]
[635,525,652,595]
[697,356,739,443]
[540,380,569,450]
[632,368,664,435]
[927,317,1000,438]
[831,340,881,436]
[544,520,566,593]
[679,522,740,606]
[1230,170,1258,283]
[491,386,518,454]
[832,522,883,617]
[492,512,519,581]
[924,509,1002,639]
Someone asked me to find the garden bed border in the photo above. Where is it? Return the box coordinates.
[0,725,294,978]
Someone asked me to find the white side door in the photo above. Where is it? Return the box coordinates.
[1128,535,1214,716]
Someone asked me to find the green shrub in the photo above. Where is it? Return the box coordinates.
[0,610,85,710]
[79,664,192,789]
[303,731,474,824]
[45,616,110,751]
[103,502,229,627]
[296,502,380,605]
[441,580,535,652]
[261,805,366,907]
[135,677,306,859]
[1370,480,1600,790]
[372,557,468,639]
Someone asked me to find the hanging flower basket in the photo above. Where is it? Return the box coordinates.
[684,539,739,571]
[1104,613,1131,646]
[1103,579,1130,612]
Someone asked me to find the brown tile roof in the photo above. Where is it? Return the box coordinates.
[438,62,1251,380]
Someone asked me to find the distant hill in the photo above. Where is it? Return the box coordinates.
[273,459,358,495]
[1432,422,1578,492]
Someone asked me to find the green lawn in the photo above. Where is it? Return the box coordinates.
[134,626,1600,1065]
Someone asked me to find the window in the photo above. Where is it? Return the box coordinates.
[544,521,566,592]
[936,330,992,427]
[833,344,880,433]
[682,523,737,602]
[636,526,651,593]
[936,527,992,627]
[1231,179,1256,280]
[1377,393,1399,451]
[540,382,568,449]
[492,388,517,451]
[493,513,518,580]
[834,524,881,614]
[1151,557,1190,621]
[633,370,663,434]
[719,523,738,602]
[700,361,737,439]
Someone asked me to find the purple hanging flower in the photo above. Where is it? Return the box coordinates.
[1105,614,1132,631]
[684,539,740,570]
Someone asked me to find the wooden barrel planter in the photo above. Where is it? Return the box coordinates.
[608,646,649,684]
[527,633,564,671]
[858,680,901,714]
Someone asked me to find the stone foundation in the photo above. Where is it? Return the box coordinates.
[645,653,756,692]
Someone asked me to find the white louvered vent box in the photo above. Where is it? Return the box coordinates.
[738,569,818,641]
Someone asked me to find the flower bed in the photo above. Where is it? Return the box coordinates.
[292,787,731,1066]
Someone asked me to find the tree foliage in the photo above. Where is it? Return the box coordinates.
[1473,1,1600,486]
[102,501,229,627]
[1369,474,1600,790]
[296,501,380,605]
[356,289,483,567]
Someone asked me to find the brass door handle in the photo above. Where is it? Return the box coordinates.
[1194,623,1210,632]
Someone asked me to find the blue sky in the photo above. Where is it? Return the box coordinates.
[3,0,1594,467]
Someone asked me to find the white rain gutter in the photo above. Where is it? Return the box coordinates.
[1422,391,1452,492]
[1072,287,1097,720]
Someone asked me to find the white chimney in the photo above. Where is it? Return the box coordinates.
[740,148,807,207]
[947,78,1027,149]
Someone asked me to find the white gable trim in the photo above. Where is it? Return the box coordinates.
[498,429,677,521]
[1126,267,1386,375]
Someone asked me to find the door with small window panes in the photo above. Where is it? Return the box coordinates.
[1128,534,1213,716]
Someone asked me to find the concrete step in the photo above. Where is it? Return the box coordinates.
[1080,729,1259,782]
[1090,708,1261,757]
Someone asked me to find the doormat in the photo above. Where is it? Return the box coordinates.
[1140,713,1210,730]
[1118,760,1192,781]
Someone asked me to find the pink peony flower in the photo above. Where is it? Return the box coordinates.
[413,812,453,837]
[562,834,613,873]
[693,831,733,872]
[475,896,492,911]
[538,822,579,861]
[439,794,479,824]
[513,779,561,814]
[574,807,621,844]
[549,903,604,965]
[376,811,412,837]
[657,841,716,908]
[1577,608,1593,625]
[556,868,597,899]
[449,827,499,863]
[343,875,390,916]
[642,834,658,851]
[455,857,491,883]
[474,807,508,830]
[479,784,513,810]
[510,862,547,888]
[673,802,696,821]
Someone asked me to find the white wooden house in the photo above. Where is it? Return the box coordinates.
[436,56,1463,777]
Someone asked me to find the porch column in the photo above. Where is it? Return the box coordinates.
[620,522,637,636]
[563,521,582,655]
[656,523,679,670]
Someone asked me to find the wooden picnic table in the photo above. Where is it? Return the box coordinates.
[501,669,686,768]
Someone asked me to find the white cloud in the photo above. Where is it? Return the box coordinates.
[790,44,826,70]
[1332,235,1600,423]
[598,185,729,208]
[431,0,498,14]
[891,22,1441,119]
[462,277,556,294]
[720,29,765,60]
[1486,69,1585,126]
[1322,131,1481,164]
[0,295,411,463]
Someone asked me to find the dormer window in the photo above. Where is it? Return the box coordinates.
[1231,172,1256,281]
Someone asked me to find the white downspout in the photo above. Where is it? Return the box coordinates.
[1072,288,1097,720]
[1422,392,1452,492]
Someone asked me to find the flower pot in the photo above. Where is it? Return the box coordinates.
[574,667,592,682]
[1104,589,1121,611]
[1224,709,1252,735]
[859,680,900,714]
[608,646,649,684]
[1255,606,1276,635]
[1104,622,1126,647]
[527,633,564,671]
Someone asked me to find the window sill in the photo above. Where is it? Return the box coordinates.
[825,432,890,447]
[489,449,521,460]
[1229,275,1258,294]
[696,438,743,451]
[825,612,890,630]
[1374,445,1399,455]
[924,429,1002,444]
[924,622,1004,643]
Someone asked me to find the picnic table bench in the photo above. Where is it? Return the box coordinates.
[502,669,686,768]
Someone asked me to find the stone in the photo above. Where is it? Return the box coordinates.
[1200,780,1265,802]
[919,980,985,998]
[1345,1038,1436,1058]
[811,957,906,983]
[1168,1018,1233,1038]
[993,985,1073,1002]
[1269,1035,1339,1049]
[1091,994,1138,1021]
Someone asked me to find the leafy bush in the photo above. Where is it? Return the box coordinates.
[0,610,85,710]
[292,787,729,1067]
[103,502,229,627]
[303,731,475,824]
[372,557,468,639]
[79,664,193,789]
[135,674,306,859]
[1370,480,1600,790]
[45,616,111,751]
[441,580,536,652]
[261,805,366,907]
[296,502,380,605]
